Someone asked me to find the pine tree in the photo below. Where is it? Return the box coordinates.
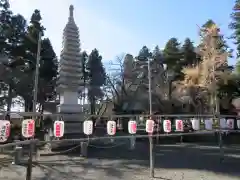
[24,9,45,70]
[181,38,198,67]
[81,51,88,85]
[87,49,106,114]
[0,1,27,111]
[137,45,152,61]
[17,9,45,111]
[38,38,58,103]
[152,45,163,62]
[229,1,240,57]
[0,0,11,108]
[18,9,57,111]
[163,38,182,79]
[80,51,88,102]
[0,0,11,55]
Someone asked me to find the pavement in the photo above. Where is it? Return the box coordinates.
[0,142,240,180]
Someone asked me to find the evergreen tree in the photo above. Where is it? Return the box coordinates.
[81,51,88,85]
[17,9,45,111]
[0,0,11,54]
[87,49,106,114]
[80,51,88,101]
[0,0,11,105]
[163,38,182,79]
[137,45,152,61]
[229,1,240,57]
[152,45,163,62]
[0,1,27,111]
[181,38,198,67]
[24,9,45,70]
[18,9,57,111]
[38,38,58,104]
[236,61,240,74]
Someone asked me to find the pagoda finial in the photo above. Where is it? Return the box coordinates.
[69,5,74,19]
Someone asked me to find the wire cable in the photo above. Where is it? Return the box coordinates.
[1,129,240,149]
[0,130,223,148]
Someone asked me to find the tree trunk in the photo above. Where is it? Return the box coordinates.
[90,97,96,115]
[6,84,13,112]
[24,98,33,112]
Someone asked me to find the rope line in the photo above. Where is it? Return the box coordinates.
[0,129,239,149]
[38,140,128,156]
[40,144,81,156]
[88,142,127,149]
[0,130,229,148]
[0,111,238,118]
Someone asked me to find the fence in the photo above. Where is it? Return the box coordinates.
[0,112,240,179]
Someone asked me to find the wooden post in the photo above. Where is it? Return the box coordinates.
[218,131,224,163]
[26,140,34,180]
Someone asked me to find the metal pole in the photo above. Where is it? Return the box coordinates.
[148,58,154,178]
[32,31,42,113]
[148,59,153,118]
[26,31,41,180]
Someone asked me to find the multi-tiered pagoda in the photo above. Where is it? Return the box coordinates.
[57,5,84,111]
[56,5,85,139]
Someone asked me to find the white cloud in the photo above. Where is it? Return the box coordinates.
[9,0,138,61]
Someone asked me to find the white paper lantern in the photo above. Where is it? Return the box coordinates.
[163,120,171,133]
[220,118,227,129]
[146,119,154,133]
[83,120,93,135]
[226,119,234,129]
[232,98,240,109]
[237,120,240,129]
[22,119,35,138]
[191,118,200,130]
[53,121,65,138]
[175,119,183,132]
[128,120,137,134]
[0,120,11,142]
[232,98,240,116]
[205,119,213,130]
[107,120,116,135]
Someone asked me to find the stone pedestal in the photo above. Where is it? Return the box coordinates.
[57,102,84,135]
[57,91,87,155]
[80,142,88,157]
[129,136,136,150]
[12,146,22,165]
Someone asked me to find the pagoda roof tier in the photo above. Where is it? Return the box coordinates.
[57,5,84,92]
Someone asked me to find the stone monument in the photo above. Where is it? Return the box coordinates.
[57,5,85,140]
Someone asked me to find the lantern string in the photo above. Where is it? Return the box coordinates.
[88,141,127,149]
[0,130,235,148]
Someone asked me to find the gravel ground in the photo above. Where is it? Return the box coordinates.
[0,142,240,180]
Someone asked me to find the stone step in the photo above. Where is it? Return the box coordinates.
[64,122,83,134]
[59,114,86,122]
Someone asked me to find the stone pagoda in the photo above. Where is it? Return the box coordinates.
[57,5,85,138]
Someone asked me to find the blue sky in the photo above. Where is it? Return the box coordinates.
[9,0,236,64]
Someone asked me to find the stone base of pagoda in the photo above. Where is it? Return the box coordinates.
[57,103,85,134]
[56,90,87,156]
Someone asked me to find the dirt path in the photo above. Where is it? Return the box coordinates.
[0,143,239,180]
